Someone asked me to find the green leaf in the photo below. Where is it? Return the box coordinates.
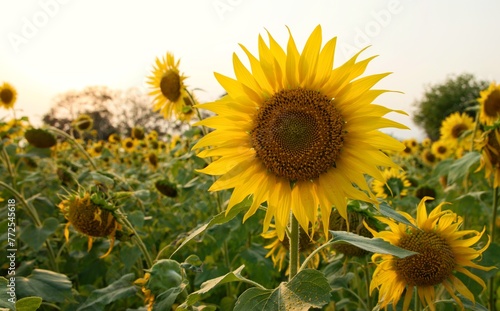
[178,265,247,309]
[0,277,16,310]
[16,269,72,303]
[378,202,418,229]
[329,231,417,258]
[15,297,43,311]
[77,273,137,311]
[169,196,252,258]
[234,269,331,311]
[447,151,481,184]
[147,259,183,293]
[153,282,188,311]
[19,217,59,251]
[89,171,115,187]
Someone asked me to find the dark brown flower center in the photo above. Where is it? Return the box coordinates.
[394,231,455,286]
[68,195,116,237]
[251,88,344,181]
[0,88,14,104]
[424,150,436,163]
[451,123,468,139]
[160,70,181,102]
[484,89,500,118]
[437,146,447,154]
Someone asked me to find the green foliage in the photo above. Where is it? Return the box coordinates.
[412,73,488,140]
[234,269,331,311]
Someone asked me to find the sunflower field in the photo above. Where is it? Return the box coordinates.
[1,25,499,311]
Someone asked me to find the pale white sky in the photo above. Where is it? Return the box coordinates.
[1,0,499,140]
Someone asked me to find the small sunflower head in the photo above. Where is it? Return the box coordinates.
[0,82,18,109]
[478,82,500,125]
[73,114,94,132]
[131,126,145,140]
[431,139,454,160]
[108,133,121,143]
[147,153,158,168]
[122,137,136,152]
[154,179,178,198]
[371,168,411,199]
[421,148,438,166]
[24,128,57,148]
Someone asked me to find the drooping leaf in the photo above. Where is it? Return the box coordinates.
[329,231,417,258]
[16,269,72,303]
[169,197,252,258]
[378,202,418,229]
[447,151,481,184]
[234,269,331,311]
[77,273,138,311]
[177,265,248,309]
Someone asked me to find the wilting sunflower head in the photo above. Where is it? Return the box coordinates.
[476,128,500,188]
[58,191,119,257]
[154,179,178,198]
[147,52,194,121]
[478,82,500,125]
[24,128,57,148]
[0,82,17,109]
[371,167,411,199]
[192,25,408,240]
[439,112,474,147]
[73,114,94,132]
[366,197,494,311]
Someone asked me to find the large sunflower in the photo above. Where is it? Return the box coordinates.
[478,82,500,125]
[0,82,18,109]
[367,197,493,311]
[193,25,407,240]
[439,112,475,148]
[147,52,193,121]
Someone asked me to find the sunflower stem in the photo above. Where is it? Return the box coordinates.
[46,126,98,171]
[288,213,300,280]
[114,208,153,269]
[490,186,498,311]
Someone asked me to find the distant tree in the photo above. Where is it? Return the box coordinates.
[412,73,489,140]
[42,86,183,140]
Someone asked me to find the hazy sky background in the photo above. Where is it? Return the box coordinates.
[1,0,499,140]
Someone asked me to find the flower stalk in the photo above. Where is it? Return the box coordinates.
[288,213,300,280]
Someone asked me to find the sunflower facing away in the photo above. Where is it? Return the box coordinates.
[366,197,493,311]
[193,25,407,240]
[478,82,500,125]
[476,128,500,188]
[147,52,194,121]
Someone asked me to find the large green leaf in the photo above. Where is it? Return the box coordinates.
[169,197,252,258]
[378,202,417,229]
[19,217,59,251]
[329,231,417,258]
[177,265,247,309]
[16,269,72,303]
[77,273,138,311]
[234,269,331,311]
[447,151,481,184]
[15,297,42,311]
